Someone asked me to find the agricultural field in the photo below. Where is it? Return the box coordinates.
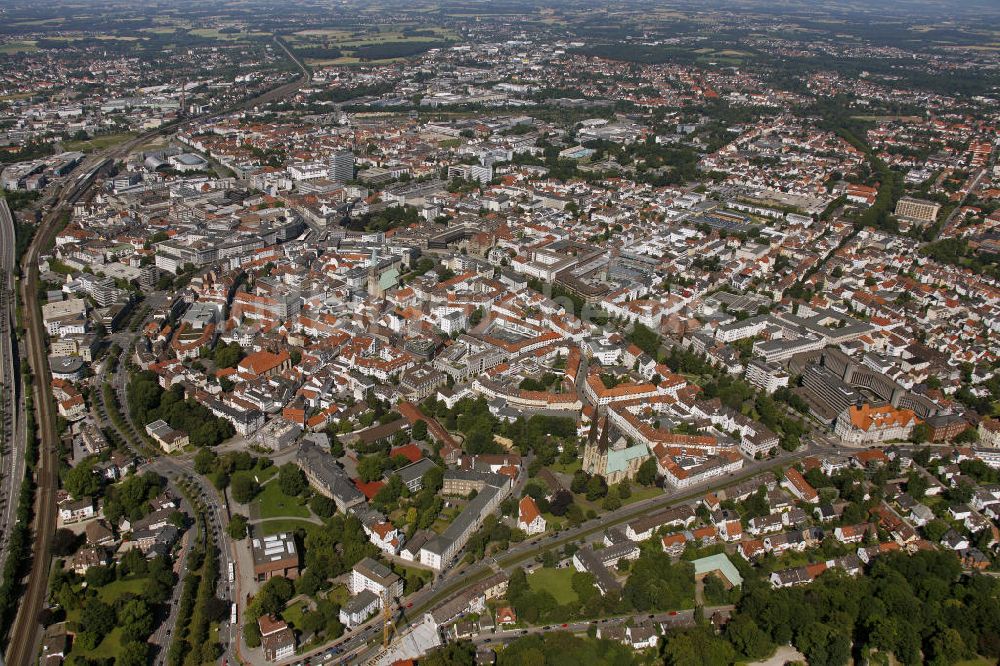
[0,41,39,54]
[286,24,457,65]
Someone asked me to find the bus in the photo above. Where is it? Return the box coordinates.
[228,562,235,583]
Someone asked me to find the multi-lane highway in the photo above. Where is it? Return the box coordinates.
[2,150,78,666]
[0,198,26,576]
[3,33,311,666]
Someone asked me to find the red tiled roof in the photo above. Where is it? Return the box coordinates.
[354,479,385,500]
[390,444,422,464]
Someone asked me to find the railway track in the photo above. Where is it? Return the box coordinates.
[2,34,309,666]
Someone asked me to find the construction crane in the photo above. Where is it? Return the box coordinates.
[382,590,395,648]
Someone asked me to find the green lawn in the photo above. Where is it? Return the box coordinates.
[81,627,124,659]
[550,459,581,475]
[431,506,462,534]
[255,518,317,537]
[96,576,151,602]
[527,567,578,606]
[0,41,38,54]
[62,132,136,153]
[621,484,662,506]
[282,599,309,629]
[393,562,433,586]
[327,584,349,606]
[254,482,310,519]
[252,463,279,485]
[541,512,564,532]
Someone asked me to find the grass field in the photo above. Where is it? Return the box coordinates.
[550,460,581,475]
[621,484,662,506]
[0,41,38,54]
[282,599,309,628]
[188,28,269,41]
[431,506,462,534]
[327,584,349,606]
[63,132,136,153]
[393,562,433,587]
[254,481,311,520]
[526,567,578,606]
[96,576,151,602]
[256,518,317,536]
[251,464,279,485]
[81,627,124,659]
[541,512,564,532]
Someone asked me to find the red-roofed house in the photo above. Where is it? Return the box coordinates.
[517,496,546,535]
[783,468,819,504]
[238,350,292,378]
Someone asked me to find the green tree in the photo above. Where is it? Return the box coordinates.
[310,495,335,518]
[228,514,249,540]
[230,473,260,504]
[52,528,83,556]
[248,576,295,620]
[906,470,929,499]
[212,342,244,369]
[80,598,116,638]
[637,458,658,486]
[909,422,932,444]
[923,518,950,542]
[726,614,773,660]
[118,598,155,642]
[194,447,217,475]
[357,454,385,483]
[116,642,149,666]
[296,569,323,598]
[585,475,607,501]
[278,463,307,497]
[664,626,736,666]
[64,461,101,498]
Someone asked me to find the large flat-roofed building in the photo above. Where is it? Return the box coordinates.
[329,151,355,182]
[339,589,380,629]
[396,458,439,493]
[350,557,404,599]
[296,439,365,512]
[420,472,512,570]
[801,365,865,423]
[894,197,941,224]
[250,532,300,582]
[442,469,509,497]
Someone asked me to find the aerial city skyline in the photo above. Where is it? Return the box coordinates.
[0,1,998,665]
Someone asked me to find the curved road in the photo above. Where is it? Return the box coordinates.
[3,33,310,666]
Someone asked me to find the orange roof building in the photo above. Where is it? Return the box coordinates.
[834,403,919,445]
[517,496,546,535]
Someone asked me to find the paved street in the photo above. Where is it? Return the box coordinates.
[0,198,26,574]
